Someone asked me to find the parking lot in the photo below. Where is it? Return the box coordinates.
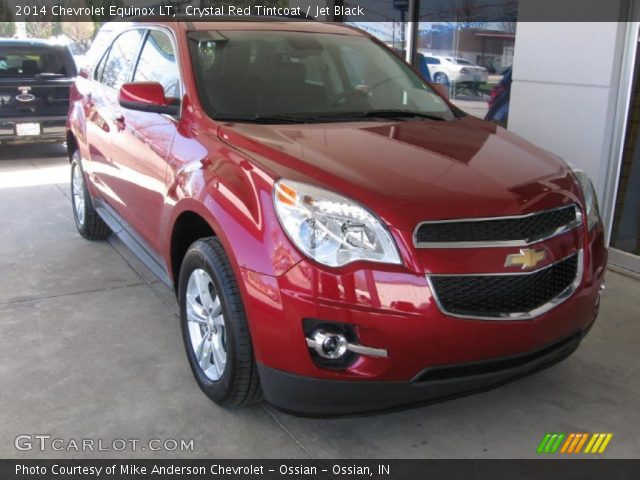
[1,144,639,459]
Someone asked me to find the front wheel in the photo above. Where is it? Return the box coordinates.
[70,151,110,240]
[179,238,261,407]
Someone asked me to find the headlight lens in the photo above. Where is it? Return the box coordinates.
[273,179,401,267]
[573,169,601,230]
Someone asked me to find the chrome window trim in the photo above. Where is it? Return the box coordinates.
[426,250,583,321]
[413,204,583,248]
[133,25,185,120]
[91,24,184,121]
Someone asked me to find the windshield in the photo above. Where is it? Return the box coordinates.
[453,58,474,66]
[188,30,456,122]
[0,45,76,78]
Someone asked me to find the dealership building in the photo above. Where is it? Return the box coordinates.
[291,0,640,276]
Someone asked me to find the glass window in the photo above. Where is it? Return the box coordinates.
[99,29,143,90]
[0,45,75,78]
[417,0,519,124]
[611,44,640,258]
[133,30,180,99]
[188,30,455,121]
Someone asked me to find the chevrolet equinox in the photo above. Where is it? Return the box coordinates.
[66,20,607,415]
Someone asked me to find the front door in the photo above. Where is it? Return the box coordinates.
[85,28,144,220]
[108,28,182,253]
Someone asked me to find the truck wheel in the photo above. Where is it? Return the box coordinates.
[70,151,110,240]
[179,238,261,407]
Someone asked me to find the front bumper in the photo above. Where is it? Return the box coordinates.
[240,224,606,415]
[259,331,584,416]
[0,116,66,144]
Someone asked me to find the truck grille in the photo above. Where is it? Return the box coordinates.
[428,252,581,320]
[414,204,580,247]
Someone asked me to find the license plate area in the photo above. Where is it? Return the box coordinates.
[16,123,41,136]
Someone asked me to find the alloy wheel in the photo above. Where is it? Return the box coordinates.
[72,163,85,227]
[185,268,227,381]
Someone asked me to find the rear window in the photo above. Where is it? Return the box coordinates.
[0,45,76,78]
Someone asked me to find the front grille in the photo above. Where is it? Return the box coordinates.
[428,253,580,319]
[415,204,579,247]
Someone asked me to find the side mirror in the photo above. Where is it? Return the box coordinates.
[432,83,450,100]
[119,82,179,115]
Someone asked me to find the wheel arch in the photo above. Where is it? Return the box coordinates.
[66,131,78,160]
[169,208,218,293]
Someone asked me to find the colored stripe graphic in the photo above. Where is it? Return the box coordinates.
[574,434,589,453]
[538,433,613,454]
[585,433,614,454]
[560,433,575,453]
[537,434,552,453]
[598,434,613,453]
[537,433,565,453]
[550,433,565,453]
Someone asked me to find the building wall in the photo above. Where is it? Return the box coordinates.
[508,22,627,206]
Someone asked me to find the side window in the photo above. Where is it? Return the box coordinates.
[94,50,108,81]
[133,30,180,99]
[100,29,143,89]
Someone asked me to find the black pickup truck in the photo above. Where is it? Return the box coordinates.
[0,39,77,144]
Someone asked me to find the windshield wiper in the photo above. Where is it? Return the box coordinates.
[213,114,314,124]
[213,110,448,124]
[315,110,448,121]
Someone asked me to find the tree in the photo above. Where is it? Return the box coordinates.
[62,22,96,48]
[0,22,15,38]
[27,22,53,39]
[0,0,16,37]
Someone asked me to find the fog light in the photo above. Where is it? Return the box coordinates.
[305,326,388,363]
[307,330,348,359]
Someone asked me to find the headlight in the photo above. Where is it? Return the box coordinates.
[573,169,601,230]
[273,179,401,267]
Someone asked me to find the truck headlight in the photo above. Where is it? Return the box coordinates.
[273,179,401,268]
[573,169,601,230]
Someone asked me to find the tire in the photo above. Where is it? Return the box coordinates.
[434,72,449,85]
[70,150,110,240]
[179,238,261,407]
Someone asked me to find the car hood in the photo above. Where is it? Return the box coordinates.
[217,116,580,231]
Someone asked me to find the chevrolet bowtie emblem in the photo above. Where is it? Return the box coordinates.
[505,248,546,270]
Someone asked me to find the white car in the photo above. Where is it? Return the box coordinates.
[422,55,488,84]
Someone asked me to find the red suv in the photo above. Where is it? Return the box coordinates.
[67,20,607,415]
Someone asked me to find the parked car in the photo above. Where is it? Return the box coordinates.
[422,54,488,85]
[67,20,607,415]
[485,66,512,127]
[393,49,433,82]
[0,39,76,144]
